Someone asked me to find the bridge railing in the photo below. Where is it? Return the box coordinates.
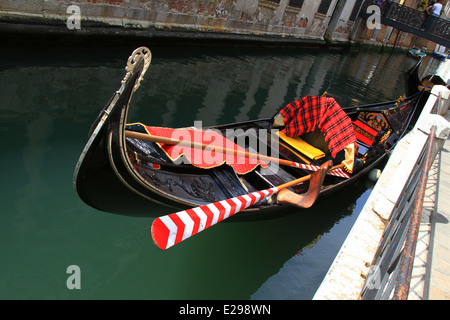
[360,0,450,47]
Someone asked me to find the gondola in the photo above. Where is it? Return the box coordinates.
[74,47,427,221]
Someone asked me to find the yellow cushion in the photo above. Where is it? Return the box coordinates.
[275,131,325,160]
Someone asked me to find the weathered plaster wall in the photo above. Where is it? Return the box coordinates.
[0,0,347,44]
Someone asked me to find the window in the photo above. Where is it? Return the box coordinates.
[289,0,304,9]
[266,0,281,4]
[317,0,333,15]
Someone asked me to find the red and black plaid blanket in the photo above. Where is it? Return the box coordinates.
[280,95,356,158]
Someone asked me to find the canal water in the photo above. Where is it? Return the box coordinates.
[0,43,444,300]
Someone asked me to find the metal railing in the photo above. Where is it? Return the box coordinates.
[359,95,443,300]
[392,125,436,300]
[361,0,450,48]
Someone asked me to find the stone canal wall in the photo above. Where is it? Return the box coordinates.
[0,1,440,50]
[0,0,365,45]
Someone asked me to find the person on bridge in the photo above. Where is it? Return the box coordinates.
[429,0,443,15]
[422,0,443,32]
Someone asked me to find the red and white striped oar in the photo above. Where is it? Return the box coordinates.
[290,162,349,178]
[126,130,350,178]
[151,161,337,250]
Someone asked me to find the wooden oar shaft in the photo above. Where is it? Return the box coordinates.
[125,130,350,178]
[125,130,293,166]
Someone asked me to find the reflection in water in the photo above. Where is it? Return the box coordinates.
[122,48,418,129]
[0,45,444,299]
[15,112,54,242]
[0,47,422,130]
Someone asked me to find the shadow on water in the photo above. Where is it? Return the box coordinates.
[250,178,376,300]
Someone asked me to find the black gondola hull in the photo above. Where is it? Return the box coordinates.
[74,47,428,218]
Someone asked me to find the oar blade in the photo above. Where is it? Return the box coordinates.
[151,216,177,250]
[151,188,278,249]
